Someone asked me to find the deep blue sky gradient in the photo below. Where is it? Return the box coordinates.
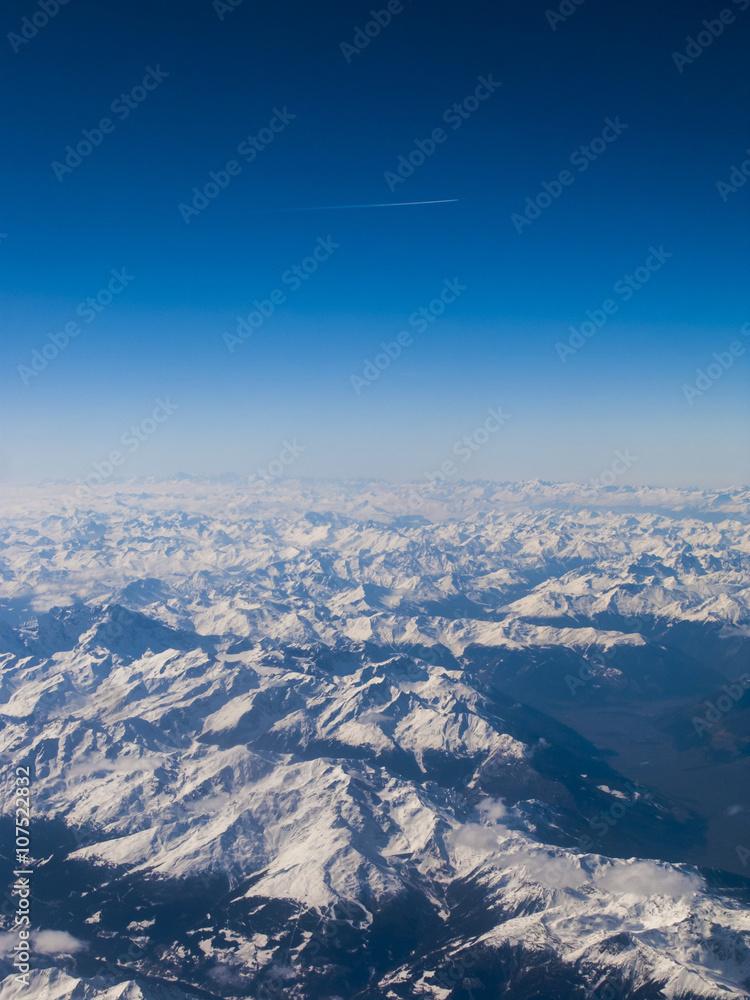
[1,0,748,486]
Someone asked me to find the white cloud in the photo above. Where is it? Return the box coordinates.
[496,849,588,890]
[0,929,87,956]
[33,931,88,954]
[478,797,508,823]
[597,861,701,898]
[449,823,502,853]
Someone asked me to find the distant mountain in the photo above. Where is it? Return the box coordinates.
[1,481,749,999]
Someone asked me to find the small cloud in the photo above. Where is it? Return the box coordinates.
[359,711,391,725]
[597,861,700,898]
[0,930,88,956]
[208,965,241,985]
[449,799,510,854]
[34,930,88,954]
[495,849,587,890]
[478,797,507,823]
[727,804,743,816]
[449,823,501,853]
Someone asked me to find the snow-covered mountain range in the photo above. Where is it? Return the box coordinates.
[0,480,749,1000]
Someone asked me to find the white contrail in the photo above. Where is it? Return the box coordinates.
[300,198,460,210]
[250,198,460,213]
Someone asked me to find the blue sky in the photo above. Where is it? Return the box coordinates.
[1,0,748,487]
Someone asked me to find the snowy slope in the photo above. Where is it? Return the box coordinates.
[0,480,748,1000]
